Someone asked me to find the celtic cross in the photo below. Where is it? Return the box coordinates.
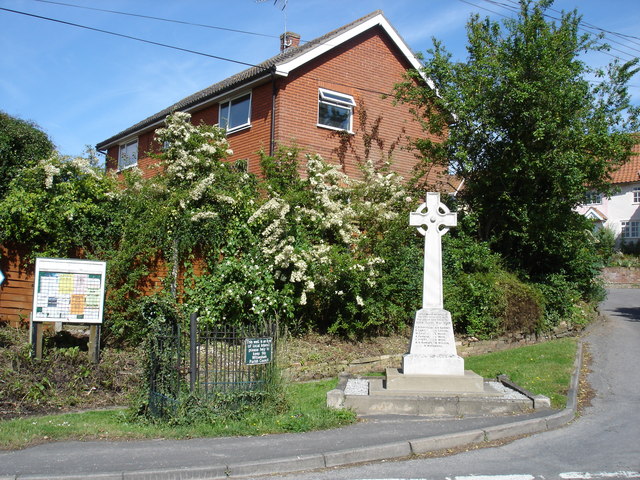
[410,192,457,309]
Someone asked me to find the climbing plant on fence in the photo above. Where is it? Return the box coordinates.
[139,296,282,422]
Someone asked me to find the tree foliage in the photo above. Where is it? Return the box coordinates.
[394,0,639,296]
[0,112,55,200]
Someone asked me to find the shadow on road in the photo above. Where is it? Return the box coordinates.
[611,307,640,322]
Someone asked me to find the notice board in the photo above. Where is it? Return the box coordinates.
[32,258,106,324]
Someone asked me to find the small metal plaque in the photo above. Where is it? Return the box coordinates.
[245,337,273,365]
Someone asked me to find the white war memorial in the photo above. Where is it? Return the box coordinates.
[386,191,484,392]
[328,192,544,415]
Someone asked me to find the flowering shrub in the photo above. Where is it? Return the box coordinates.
[169,137,425,336]
[0,152,117,259]
[106,113,258,339]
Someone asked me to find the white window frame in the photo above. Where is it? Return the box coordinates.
[584,190,602,205]
[633,187,640,204]
[118,139,138,171]
[317,88,355,133]
[621,220,640,239]
[218,92,252,133]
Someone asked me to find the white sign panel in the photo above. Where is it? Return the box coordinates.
[32,258,106,324]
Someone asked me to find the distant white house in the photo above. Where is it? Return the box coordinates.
[576,143,640,245]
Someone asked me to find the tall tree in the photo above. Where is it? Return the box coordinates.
[395,0,639,292]
[0,112,55,200]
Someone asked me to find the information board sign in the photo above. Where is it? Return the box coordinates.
[0,269,5,287]
[245,337,273,365]
[32,258,106,324]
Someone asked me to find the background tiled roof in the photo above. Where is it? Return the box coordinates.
[610,141,640,184]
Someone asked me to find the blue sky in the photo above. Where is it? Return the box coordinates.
[1,0,639,159]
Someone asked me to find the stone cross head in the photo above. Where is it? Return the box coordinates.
[410,192,457,309]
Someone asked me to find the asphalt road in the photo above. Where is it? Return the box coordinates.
[252,288,640,480]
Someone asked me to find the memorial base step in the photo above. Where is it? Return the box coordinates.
[384,368,485,393]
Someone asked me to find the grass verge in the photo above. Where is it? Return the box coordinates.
[0,378,354,451]
[0,337,578,450]
[465,337,578,408]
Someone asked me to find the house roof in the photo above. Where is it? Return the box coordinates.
[96,10,425,151]
[610,141,640,184]
[583,206,607,222]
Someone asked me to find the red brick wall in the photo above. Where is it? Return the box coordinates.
[274,26,443,182]
[225,82,274,175]
[106,82,275,178]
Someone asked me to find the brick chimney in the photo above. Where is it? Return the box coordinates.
[280,32,301,52]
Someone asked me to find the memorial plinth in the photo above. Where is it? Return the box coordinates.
[403,308,463,376]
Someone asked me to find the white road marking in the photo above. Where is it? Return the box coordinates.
[560,473,640,479]
[455,476,536,480]
[353,473,640,480]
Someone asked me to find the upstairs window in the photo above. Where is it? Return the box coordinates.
[633,187,640,204]
[584,191,602,205]
[318,88,355,132]
[118,139,138,170]
[219,93,251,133]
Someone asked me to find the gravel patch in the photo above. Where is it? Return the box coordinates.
[345,378,370,396]
[487,381,529,400]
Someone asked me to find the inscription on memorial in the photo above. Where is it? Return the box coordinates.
[409,309,457,356]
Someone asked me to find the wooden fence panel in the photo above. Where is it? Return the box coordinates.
[0,246,35,327]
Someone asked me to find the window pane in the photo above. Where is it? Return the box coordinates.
[220,102,230,129]
[229,94,250,129]
[320,89,355,106]
[319,103,350,130]
[634,188,640,203]
[622,221,640,238]
[118,140,137,170]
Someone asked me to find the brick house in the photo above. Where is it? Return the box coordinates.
[96,10,446,185]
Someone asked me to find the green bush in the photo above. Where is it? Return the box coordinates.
[536,273,589,329]
[620,238,640,255]
[593,226,616,264]
[443,228,544,338]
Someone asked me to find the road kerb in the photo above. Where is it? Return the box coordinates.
[410,429,486,454]
[226,454,325,478]
[323,441,412,467]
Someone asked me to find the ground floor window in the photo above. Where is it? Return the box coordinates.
[621,220,640,238]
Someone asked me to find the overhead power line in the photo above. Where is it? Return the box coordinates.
[29,0,280,40]
[0,7,266,69]
[459,0,640,63]
[501,0,640,44]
